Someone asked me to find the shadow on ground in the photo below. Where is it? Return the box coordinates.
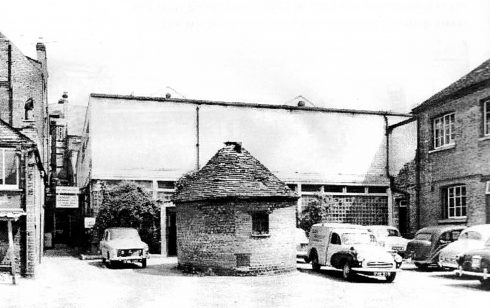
[87,260,184,276]
[297,267,393,284]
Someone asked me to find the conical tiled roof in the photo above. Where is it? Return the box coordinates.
[413,58,490,112]
[173,142,298,203]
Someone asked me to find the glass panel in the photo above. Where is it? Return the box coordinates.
[0,150,3,185]
[4,150,17,185]
[449,208,455,217]
[157,181,175,190]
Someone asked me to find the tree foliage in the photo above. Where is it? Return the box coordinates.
[93,181,161,253]
[298,193,332,235]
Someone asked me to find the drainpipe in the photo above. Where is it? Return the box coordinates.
[196,106,200,170]
[384,116,394,226]
[415,116,421,230]
[8,43,13,125]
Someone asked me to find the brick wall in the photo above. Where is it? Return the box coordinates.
[417,86,490,227]
[176,199,296,275]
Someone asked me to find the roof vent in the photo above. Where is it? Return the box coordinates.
[297,100,305,107]
[165,93,172,99]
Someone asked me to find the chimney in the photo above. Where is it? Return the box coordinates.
[224,141,242,153]
[36,42,48,83]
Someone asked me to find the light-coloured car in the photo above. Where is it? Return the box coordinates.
[307,223,402,282]
[296,228,309,262]
[100,227,149,268]
[366,225,409,258]
[439,224,490,270]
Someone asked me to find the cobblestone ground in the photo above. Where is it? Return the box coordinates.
[1,250,489,308]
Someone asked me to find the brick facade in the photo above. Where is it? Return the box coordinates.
[177,200,296,275]
[413,58,490,229]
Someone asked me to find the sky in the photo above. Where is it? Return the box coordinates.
[2,0,490,112]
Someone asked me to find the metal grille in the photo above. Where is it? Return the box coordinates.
[366,262,393,268]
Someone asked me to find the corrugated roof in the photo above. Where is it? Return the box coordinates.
[413,58,490,112]
[173,142,298,203]
[0,119,35,146]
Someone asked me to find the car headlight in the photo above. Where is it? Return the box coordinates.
[356,254,366,262]
[394,254,402,263]
[379,241,386,247]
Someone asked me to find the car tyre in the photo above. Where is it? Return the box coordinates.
[414,262,429,271]
[480,279,490,289]
[303,256,310,264]
[141,258,147,268]
[385,272,396,283]
[342,262,355,281]
[311,252,321,272]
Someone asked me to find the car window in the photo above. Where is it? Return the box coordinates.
[110,229,140,240]
[439,232,451,242]
[451,230,462,240]
[459,231,481,240]
[485,238,490,247]
[330,232,341,245]
[414,233,432,241]
[387,229,400,237]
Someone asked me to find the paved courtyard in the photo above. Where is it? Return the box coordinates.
[1,250,488,308]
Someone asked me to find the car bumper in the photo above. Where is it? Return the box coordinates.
[438,260,458,269]
[457,267,489,280]
[110,256,147,262]
[296,251,308,258]
[353,267,398,273]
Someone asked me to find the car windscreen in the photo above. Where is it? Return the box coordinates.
[110,229,140,240]
[341,232,376,245]
[458,231,482,241]
[414,233,432,242]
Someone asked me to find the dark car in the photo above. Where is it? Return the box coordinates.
[457,238,490,288]
[406,225,466,270]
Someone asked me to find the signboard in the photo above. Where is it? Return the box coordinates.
[56,186,80,194]
[84,217,96,228]
[56,186,79,208]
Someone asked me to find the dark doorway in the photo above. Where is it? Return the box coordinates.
[166,207,177,256]
[486,195,490,224]
[397,199,408,236]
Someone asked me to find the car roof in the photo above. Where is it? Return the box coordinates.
[312,223,365,229]
[107,227,137,231]
[461,224,490,237]
[366,225,399,230]
[416,225,466,235]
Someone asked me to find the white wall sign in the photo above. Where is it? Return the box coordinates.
[84,217,96,228]
[56,186,79,208]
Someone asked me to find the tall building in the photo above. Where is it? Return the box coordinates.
[412,58,490,229]
[0,32,48,277]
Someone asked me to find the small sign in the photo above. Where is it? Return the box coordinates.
[84,217,96,228]
[56,194,79,208]
[56,186,79,194]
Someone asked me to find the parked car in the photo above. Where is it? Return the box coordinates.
[100,227,149,268]
[456,239,490,288]
[439,224,490,270]
[366,225,409,258]
[406,225,466,270]
[307,223,402,282]
[296,228,309,263]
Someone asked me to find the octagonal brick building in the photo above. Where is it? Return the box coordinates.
[172,142,299,275]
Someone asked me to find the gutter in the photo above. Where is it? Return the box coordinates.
[90,93,413,118]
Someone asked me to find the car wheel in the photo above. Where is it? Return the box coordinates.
[141,258,147,268]
[385,272,397,283]
[414,262,428,271]
[311,252,321,272]
[303,256,310,264]
[342,262,355,281]
[480,279,490,289]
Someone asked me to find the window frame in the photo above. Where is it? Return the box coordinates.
[484,100,490,136]
[442,184,467,219]
[251,211,269,236]
[0,148,19,190]
[433,112,455,149]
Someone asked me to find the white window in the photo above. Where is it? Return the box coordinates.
[443,185,467,219]
[433,113,455,149]
[484,100,490,136]
[0,148,19,189]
